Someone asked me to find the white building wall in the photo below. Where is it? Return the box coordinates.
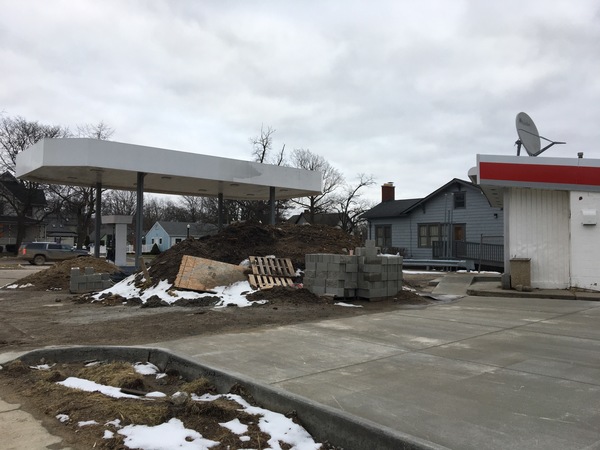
[507,188,570,289]
[570,191,600,291]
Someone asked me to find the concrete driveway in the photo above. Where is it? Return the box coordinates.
[152,294,600,449]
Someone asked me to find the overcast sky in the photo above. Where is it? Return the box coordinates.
[1,0,599,204]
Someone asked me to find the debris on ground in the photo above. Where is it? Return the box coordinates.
[247,255,297,290]
[0,359,333,449]
[4,257,121,292]
[148,222,360,287]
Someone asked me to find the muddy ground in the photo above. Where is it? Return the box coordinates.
[0,223,442,449]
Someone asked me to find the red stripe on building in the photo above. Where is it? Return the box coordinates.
[480,162,600,187]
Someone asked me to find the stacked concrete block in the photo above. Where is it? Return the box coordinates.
[304,253,357,297]
[70,267,114,294]
[304,240,403,300]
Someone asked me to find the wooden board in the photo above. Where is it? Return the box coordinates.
[174,255,247,292]
[248,274,295,290]
[249,256,295,278]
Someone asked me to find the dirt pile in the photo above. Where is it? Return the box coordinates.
[9,257,121,292]
[148,222,361,285]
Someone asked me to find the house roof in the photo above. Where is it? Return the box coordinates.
[155,221,218,237]
[362,178,479,220]
[361,198,422,219]
[287,212,344,227]
[0,171,46,206]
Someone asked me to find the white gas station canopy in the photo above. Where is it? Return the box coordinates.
[16,138,322,200]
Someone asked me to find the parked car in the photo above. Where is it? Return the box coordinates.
[18,242,89,265]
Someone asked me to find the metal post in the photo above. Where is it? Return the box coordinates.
[269,186,276,225]
[135,172,145,269]
[217,193,224,230]
[187,224,190,239]
[94,182,101,258]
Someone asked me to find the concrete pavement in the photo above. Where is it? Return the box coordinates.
[2,271,600,449]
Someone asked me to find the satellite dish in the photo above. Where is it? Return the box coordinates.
[515,112,566,156]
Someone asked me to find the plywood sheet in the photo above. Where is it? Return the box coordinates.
[174,255,247,291]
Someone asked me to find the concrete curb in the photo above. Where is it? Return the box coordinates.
[10,346,449,450]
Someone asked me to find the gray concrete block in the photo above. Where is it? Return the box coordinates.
[315,271,328,280]
[344,263,358,273]
[360,264,382,274]
[308,285,325,295]
[303,270,316,279]
[363,273,382,282]
[84,267,94,275]
[316,262,329,272]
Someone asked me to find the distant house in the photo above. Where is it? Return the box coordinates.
[362,179,504,268]
[45,214,78,247]
[145,221,218,252]
[0,172,47,249]
[287,210,346,228]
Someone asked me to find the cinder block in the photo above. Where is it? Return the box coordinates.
[312,277,326,287]
[363,273,382,282]
[315,271,328,280]
[360,264,382,273]
[303,270,316,279]
[327,262,343,272]
[84,267,95,275]
[316,262,329,272]
[305,261,316,271]
[345,264,358,273]
[364,257,380,265]
[344,288,356,298]
[326,279,345,289]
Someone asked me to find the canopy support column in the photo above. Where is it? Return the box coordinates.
[218,193,224,230]
[135,172,146,268]
[94,182,102,258]
[269,186,276,225]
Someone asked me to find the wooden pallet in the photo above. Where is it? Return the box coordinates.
[248,273,295,290]
[248,256,296,290]
[249,256,295,277]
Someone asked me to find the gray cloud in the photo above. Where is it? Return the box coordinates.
[1,0,599,202]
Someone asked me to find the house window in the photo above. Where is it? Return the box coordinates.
[374,225,392,248]
[418,223,441,248]
[175,238,182,244]
[151,238,155,244]
[159,238,163,245]
[454,192,466,209]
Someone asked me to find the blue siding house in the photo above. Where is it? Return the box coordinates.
[362,179,504,268]
[145,221,218,252]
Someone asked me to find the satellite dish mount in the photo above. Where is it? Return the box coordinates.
[515,112,566,156]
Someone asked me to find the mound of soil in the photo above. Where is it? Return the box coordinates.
[148,222,361,286]
[10,257,121,292]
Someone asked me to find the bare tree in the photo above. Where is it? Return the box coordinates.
[243,125,289,223]
[333,173,376,233]
[180,195,204,223]
[0,115,69,251]
[290,148,344,221]
[101,190,137,216]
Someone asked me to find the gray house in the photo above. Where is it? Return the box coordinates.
[362,179,504,268]
[145,221,218,252]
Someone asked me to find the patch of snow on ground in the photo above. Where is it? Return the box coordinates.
[57,378,322,449]
[93,275,264,308]
[58,377,139,399]
[118,418,219,450]
[78,420,99,427]
[133,362,160,376]
[334,302,363,308]
[5,283,34,289]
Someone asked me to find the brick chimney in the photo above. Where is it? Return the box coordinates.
[381,182,395,202]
